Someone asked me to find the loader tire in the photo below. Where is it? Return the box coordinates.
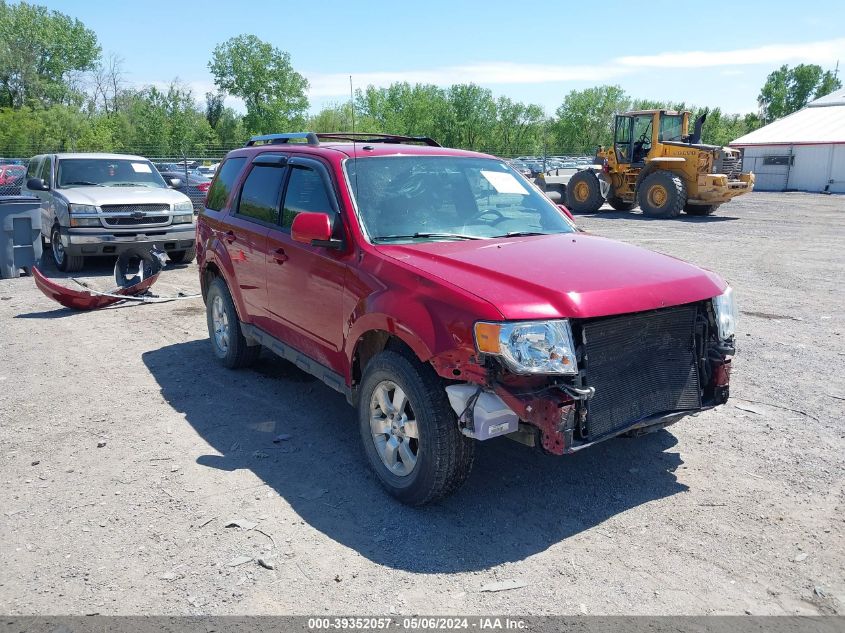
[565,170,604,213]
[638,171,686,218]
[607,196,635,211]
[684,203,721,216]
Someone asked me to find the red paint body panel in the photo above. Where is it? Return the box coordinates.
[375,233,726,320]
[32,266,159,311]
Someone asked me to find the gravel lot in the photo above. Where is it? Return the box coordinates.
[1,191,843,616]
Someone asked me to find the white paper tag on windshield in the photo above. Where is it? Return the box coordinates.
[131,162,152,173]
[480,170,528,195]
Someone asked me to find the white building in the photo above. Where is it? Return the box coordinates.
[730,88,845,193]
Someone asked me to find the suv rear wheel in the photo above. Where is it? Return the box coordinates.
[358,350,475,505]
[50,225,84,272]
[206,277,260,369]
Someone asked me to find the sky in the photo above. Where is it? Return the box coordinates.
[38,0,845,116]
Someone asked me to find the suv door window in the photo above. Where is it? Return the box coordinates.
[281,166,334,229]
[206,157,246,211]
[236,164,285,225]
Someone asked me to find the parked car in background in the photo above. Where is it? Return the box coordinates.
[0,164,27,195]
[197,164,219,178]
[24,153,196,271]
[159,170,211,213]
[197,131,736,505]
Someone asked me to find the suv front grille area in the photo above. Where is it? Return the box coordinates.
[578,304,702,440]
[100,203,170,227]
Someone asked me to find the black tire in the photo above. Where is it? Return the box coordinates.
[607,196,635,211]
[684,203,721,216]
[50,224,84,272]
[638,170,687,218]
[169,246,197,264]
[565,170,604,213]
[358,350,475,505]
[205,277,260,369]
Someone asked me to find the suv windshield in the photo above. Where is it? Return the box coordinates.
[345,156,575,242]
[57,158,167,188]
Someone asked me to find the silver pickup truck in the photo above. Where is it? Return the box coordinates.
[24,153,196,272]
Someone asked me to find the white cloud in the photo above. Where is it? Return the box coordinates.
[307,62,629,97]
[615,38,845,69]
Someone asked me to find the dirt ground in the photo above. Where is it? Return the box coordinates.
[1,191,843,616]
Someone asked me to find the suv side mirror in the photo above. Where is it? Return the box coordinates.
[27,177,49,191]
[291,212,342,249]
[166,177,182,188]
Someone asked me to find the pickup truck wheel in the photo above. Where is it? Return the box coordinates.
[168,246,197,264]
[358,351,475,505]
[51,225,84,272]
[565,170,604,213]
[206,277,260,369]
[638,171,686,218]
[684,203,720,216]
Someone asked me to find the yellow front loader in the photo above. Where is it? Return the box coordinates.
[565,110,755,217]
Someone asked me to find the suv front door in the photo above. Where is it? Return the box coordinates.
[264,157,346,371]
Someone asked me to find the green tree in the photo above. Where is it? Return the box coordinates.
[551,85,629,153]
[205,91,225,129]
[758,64,842,121]
[493,97,546,156]
[209,34,308,134]
[0,0,100,108]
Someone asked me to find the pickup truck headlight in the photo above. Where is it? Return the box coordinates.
[68,204,98,214]
[712,286,738,340]
[173,201,193,213]
[172,214,194,224]
[474,319,578,375]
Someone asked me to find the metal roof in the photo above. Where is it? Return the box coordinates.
[731,89,845,146]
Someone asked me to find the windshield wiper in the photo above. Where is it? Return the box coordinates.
[110,182,147,187]
[493,231,549,238]
[373,232,483,242]
[63,181,101,187]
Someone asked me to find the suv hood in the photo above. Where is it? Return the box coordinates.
[377,233,726,320]
[54,186,190,206]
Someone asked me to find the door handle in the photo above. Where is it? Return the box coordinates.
[224,230,236,244]
[272,248,289,264]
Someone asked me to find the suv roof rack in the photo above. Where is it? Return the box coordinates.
[245,132,320,147]
[244,132,442,148]
[316,132,441,147]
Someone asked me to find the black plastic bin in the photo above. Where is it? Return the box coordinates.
[0,196,43,279]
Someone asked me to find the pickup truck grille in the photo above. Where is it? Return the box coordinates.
[100,203,170,227]
[581,304,702,440]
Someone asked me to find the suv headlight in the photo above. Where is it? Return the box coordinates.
[68,204,97,214]
[474,319,578,375]
[172,214,194,224]
[712,286,738,340]
[173,200,193,213]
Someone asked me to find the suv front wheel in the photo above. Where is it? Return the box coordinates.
[358,350,475,505]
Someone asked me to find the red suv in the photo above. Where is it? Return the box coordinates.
[197,132,737,505]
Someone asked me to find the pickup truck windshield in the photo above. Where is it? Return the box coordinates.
[345,156,575,242]
[57,159,168,189]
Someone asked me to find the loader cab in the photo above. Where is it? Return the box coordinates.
[614,110,691,165]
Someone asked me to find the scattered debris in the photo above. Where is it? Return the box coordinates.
[826,393,845,401]
[196,517,215,529]
[735,397,819,422]
[158,572,180,581]
[744,471,765,480]
[794,553,808,562]
[334,574,342,583]
[272,434,293,443]
[814,586,827,598]
[227,556,253,568]
[224,518,257,531]
[97,441,107,448]
[479,579,528,593]
[160,488,176,499]
[254,528,277,548]
[257,558,275,570]
[31,460,40,466]
[170,465,180,473]
[735,403,766,416]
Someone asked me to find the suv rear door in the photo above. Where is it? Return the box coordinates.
[264,156,346,367]
[225,156,288,324]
